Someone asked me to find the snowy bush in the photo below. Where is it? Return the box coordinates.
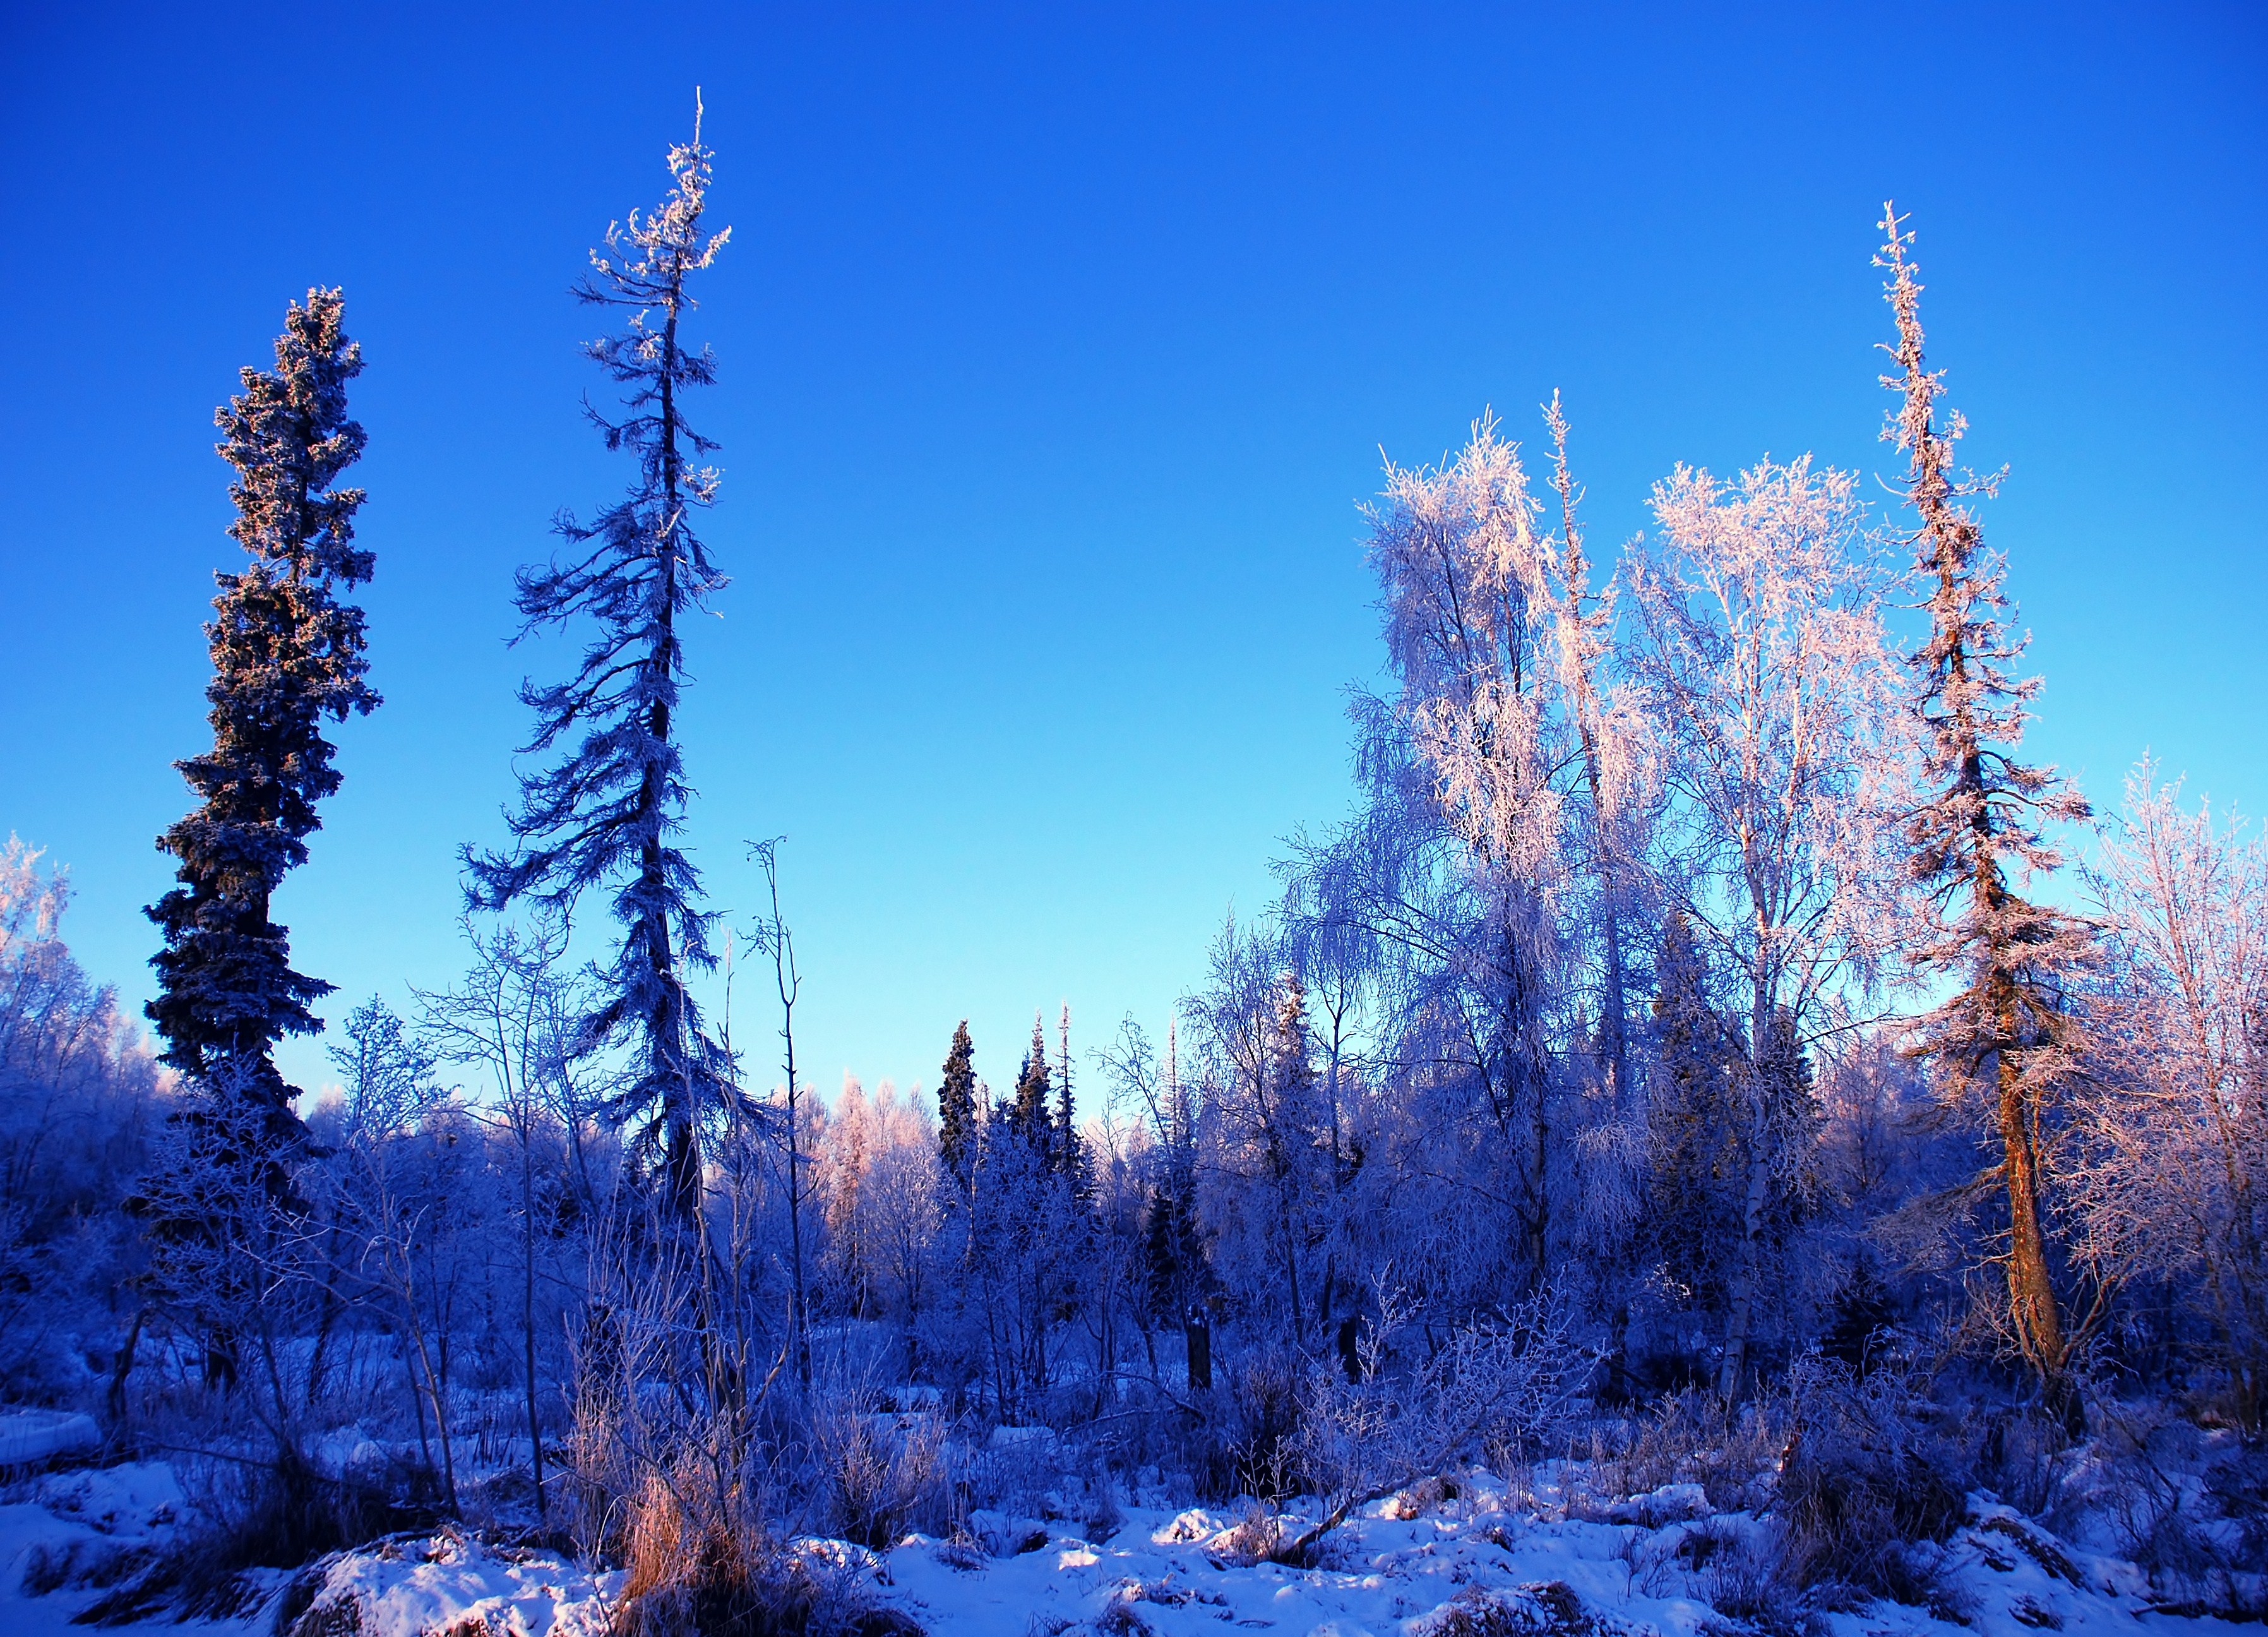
[1774,1360,1969,1605]
[1192,1350,1303,1502]
[609,1463,920,1637]
[1413,1581,1605,1637]
[2051,1403,2268,1616]
[1286,1295,1584,1560]
[812,1403,949,1549]
[1582,1386,1784,1514]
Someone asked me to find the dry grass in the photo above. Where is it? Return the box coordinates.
[81,1444,433,1626]
[1386,1473,1458,1520]
[811,1405,948,1550]
[1415,1581,1599,1637]
[1207,1498,1289,1566]
[611,1466,920,1637]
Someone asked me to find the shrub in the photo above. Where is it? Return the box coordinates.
[1971,1405,2068,1516]
[1700,1526,1817,1637]
[812,1404,948,1549]
[1775,1362,1967,1605]
[612,1466,920,1637]
[1415,1581,1599,1637]
[1179,1351,1303,1502]
[1591,1388,1784,1513]
[2069,1405,2265,1616]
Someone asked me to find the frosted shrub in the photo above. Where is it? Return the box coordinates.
[1415,1581,1596,1637]
[1589,1387,1786,1513]
[1287,1296,1584,1561]
[614,1464,916,1637]
[812,1401,948,1549]
[2067,1404,2266,1615]
[80,1444,416,1626]
[1776,1360,1967,1605]
[1209,1352,1304,1502]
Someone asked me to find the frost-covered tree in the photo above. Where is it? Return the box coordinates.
[135,1076,320,1403]
[1186,921,1351,1345]
[1880,205,2097,1429]
[147,289,376,1117]
[821,1075,878,1317]
[1100,1014,1215,1381]
[414,917,595,1520]
[1541,394,1643,1102]
[815,1077,936,1324]
[1,839,164,1173]
[1304,421,1579,1293]
[1275,412,1659,1325]
[954,1091,1087,1418]
[2078,764,2267,1427]
[1054,1003,1090,1196]
[1625,452,1903,1396]
[467,119,733,1226]
[0,840,164,1401]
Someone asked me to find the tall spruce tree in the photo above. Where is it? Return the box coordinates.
[148,288,378,1117]
[1010,1016,1053,1151]
[1880,206,2096,1429]
[1054,1002,1091,1196]
[467,119,733,1225]
[938,1019,978,1196]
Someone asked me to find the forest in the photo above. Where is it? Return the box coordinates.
[1,120,2262,1637]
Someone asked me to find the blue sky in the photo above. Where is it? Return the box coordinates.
[1,3,2261,1104]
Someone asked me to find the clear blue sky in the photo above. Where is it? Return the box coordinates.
[2,3,2261,1105]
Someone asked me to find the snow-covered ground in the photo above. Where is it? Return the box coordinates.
[0,1461,250,1637]
[3,1451,2254,1637]
[0,1454,624,1637]
[876,1478,2244,1637]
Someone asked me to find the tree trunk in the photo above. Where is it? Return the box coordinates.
[520,1131,547,1522]
[1719,985,1775,1402]
[106,1310,145,1425]
[1996,1001,2080,1432]
[1717,1095,1774,1401]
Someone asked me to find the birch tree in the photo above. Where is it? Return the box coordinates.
[2079,764,2267,1427]
[1327,420,1575,1291]
[414,917,590,1521]
[1625,453,1904,1398]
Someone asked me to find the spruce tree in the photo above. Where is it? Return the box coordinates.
[467,119,733,1226]
[1644,911,1745,1320]
[938,1019,978,1194]
[1054,1002,1092,1197]
[1142,1185,1181,1320]
[1879,205,2096,1430]
[147,288,378,1117]
[1010,1015,1053,1151]
[1733,1001,1820,1377]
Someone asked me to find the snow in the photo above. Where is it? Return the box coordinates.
[285,1527,621,1637]
[0,1457,2253,1637]
[0,1462,241,1637]
[864,1478,2254,1637]
[0,1461,618,1637]
[0,1410,102,1468]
